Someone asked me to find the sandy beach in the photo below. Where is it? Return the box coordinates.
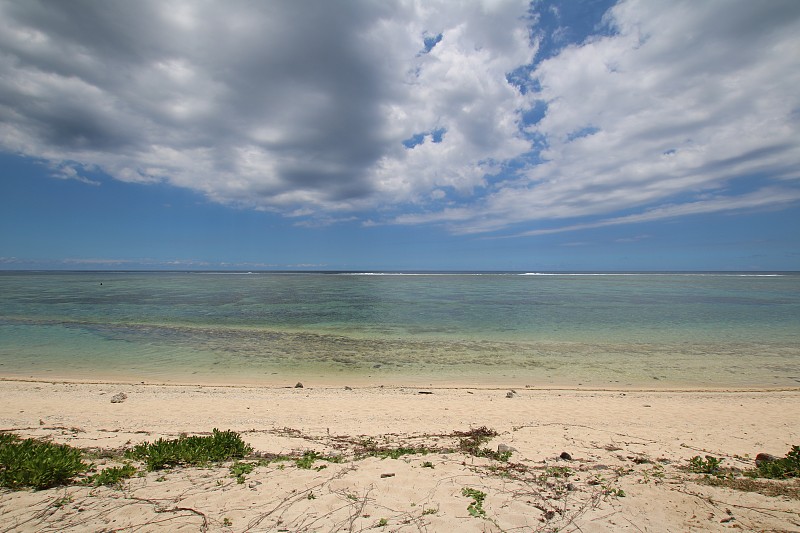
[1,378,799,532]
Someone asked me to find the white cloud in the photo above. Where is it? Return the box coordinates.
[515,187,800,237]
[0,0,798,234]
[0,0,534,212]
[396,0,800,233]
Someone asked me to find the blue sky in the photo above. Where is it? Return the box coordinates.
[1,0,799,271]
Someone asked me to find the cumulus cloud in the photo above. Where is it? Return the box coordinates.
[0,0,799,234]
[398,0,800,234]
[0,0,533,211]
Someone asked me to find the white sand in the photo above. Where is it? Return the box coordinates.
[1,379,799,532]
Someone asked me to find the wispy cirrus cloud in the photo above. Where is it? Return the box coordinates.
[514,187,800,237]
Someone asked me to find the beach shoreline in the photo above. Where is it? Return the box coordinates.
[6,367,800,392]
[1,378,799,531]
[4,374,800,394]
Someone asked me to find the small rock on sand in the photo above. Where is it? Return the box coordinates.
[498,443,517,454]
[110,393,127,404]
[559,451,573,461]
[294,382,304,388]
[755,453,778,466]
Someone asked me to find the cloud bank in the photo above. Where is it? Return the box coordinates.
[1,0,798,234]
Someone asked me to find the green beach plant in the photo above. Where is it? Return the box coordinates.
[295,451,321,470]
[0,434,89,490]
[753,446,800,479]
[456,427,512,462]
[52,494,73,508]
[461,487,487,517]
[545,466,572,478]
[125,429,252,471]
[293,450,344,470]
[693,446,800,499]
[230,460,256,483]
[356,440,432,460]
[87,463,138,487]
[688,455,723,475]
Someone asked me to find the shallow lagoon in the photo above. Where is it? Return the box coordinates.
[1,271,798,388]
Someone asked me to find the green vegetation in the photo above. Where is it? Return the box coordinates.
[688,448,800,479]
[87,463,138,487]
[352,427,512,463]
[125,429,252,471]
[379,446,429,459]
[456,427,512,462]
[687,446,800,499]
[462,487,487,517]
[52,494,73,508]
[294,450,343,470]
[296,451,323,470]
[688,455,723,475]
[545,466,572,478]
[230,461,256,483]
[641,464,665,483]
[0,433,89,490]
[587,473,626,498]
[753,446,800,479]
[356,437,432,460]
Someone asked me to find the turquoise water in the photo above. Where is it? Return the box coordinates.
[1,271,799,387]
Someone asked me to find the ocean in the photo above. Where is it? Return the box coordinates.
[1,271,798,388]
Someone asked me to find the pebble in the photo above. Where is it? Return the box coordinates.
[110,392,127,403]
[559,451,572,461]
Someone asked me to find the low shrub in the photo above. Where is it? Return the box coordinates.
[754,446,800,479]
[0,434,89,490]
[688,455,723,475]
[87,463,138,487]
[125,429,252,471]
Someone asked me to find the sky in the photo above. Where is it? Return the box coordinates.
[1,0,799,271]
